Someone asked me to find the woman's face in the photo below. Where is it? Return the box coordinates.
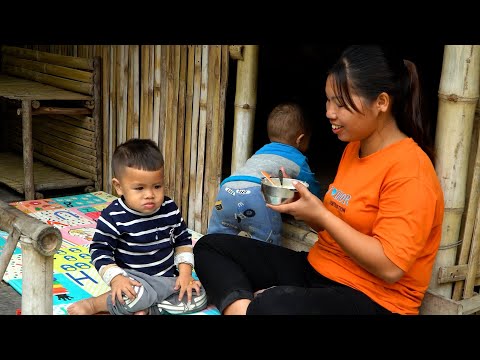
[325,75,378,144]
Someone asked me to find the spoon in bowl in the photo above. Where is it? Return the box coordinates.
[261,170,276,186]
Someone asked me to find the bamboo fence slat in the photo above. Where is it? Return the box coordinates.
[3,56,93,83]
[181,45,195,222]
[108,46,117,189]
[431,45,480,299]
[169,46,180,202]
[116,45,128,144]
[231,45,258,173]
[139,46,150,139]
[102,45,111,191]
[164,46,174,196]
[51,114,95,132]
[453,102,480,300]
[175,45,188,213]
[194,45,209,232]
[208,45,228,225]
[11,120,96,159]
[152,45,162,149]
[147,46,155,144]
[201,45,218,233]
[1,45,94,70]
[3,65,93,96]
[187,45,202,229]
[158,46,168,161]
[132,45,140,139]
[18,126,96,158]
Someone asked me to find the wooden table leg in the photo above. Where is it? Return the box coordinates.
[21,100,34,200]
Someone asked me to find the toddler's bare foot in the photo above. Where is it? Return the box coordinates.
[67,298,97,315]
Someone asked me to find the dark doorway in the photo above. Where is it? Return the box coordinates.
[222,44,444,195]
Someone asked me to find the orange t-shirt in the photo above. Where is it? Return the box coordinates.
[308,138,444,314]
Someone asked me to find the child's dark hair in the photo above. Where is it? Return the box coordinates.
[267,102,309,145]
[328,45,435,162]
[112,138,164,178]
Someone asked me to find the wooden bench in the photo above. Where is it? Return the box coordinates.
[0,45,102,200]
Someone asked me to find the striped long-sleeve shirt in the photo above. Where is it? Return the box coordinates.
[89,196,191,278]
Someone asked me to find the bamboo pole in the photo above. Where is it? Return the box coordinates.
[211,45,229,224]
[2,56,93,83]
[182,45,195,223]
[30,130,96,158]
[158,46,168,155]
[231,45,259,173]
[29,107,91,115]
[126,45,139,139]
[32,118,94,148]
[281,222,317,252]
[1,45,94,70]
[201,46,217,233]
[117,45,128,144]
[430,45,480,299]
[3,65,93,95]
[102,46,111,192]
[147,45,155,142]
[91,55,102,191]
[187,46,202,229]
[453,100,480,300]
[193,46,209,232]
[170,46,181,202]
[109,46,117,189]
[164,46,175,196]
[152,45,162,148]
[139,46,150,139]
[94,45,102,58]
[163,46,173,195]
[53,114,95,131]
[463,185,480,298]
[21,100,35,200]
[21,237,54,314]
[26,138,96,173]
[175,45,187,212]
[166,46,179,198]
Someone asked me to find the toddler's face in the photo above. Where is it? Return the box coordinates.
[113,166,165,214]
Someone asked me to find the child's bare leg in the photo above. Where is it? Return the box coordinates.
[67,292,110,315]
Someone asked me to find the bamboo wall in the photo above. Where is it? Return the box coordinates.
[22,45,229,234]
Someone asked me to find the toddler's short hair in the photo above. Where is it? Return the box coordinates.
[112,138,164,179]
[267,102,308,145]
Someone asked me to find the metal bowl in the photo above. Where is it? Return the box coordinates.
[260,177,309,205]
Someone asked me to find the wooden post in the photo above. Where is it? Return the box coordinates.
[20,236,55,315]
[21,100,35,200]
[0,199,62,315]
[231,45,259,173]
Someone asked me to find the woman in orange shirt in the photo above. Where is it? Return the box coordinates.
[193,45,445,315]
